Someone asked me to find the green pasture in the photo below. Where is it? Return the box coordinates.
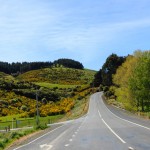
[34,82,85,89]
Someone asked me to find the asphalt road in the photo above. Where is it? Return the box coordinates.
[14,92,150,150]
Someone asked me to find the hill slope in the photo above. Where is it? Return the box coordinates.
[17,67,96,85]
[0,67,96,117]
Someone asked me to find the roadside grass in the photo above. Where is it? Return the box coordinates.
[0,115,64,150]
[60,96,90,121]
[0,114,21,122]
[0,128,36,150]
[103,96,150,119]
[0,115,64,131]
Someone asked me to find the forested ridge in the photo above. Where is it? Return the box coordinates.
[0,58,84,75]
[93,50,150,114]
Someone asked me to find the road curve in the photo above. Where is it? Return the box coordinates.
[14,92,150,150]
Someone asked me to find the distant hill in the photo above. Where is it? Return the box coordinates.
[17,67,96,85]
[0,58,83,74]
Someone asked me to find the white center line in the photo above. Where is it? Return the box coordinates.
[128,147,134,150]
[98,110,102,118]
[40,144,53,149]
[98,109,126,144]
[65,144,69,147]
[69,139,73,142]
[101,118,126,144]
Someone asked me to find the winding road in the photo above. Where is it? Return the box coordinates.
[14,92,150,150]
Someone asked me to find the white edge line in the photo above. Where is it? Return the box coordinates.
[14,124,65,150]
[101,97,150,131]
[101,118,126,144]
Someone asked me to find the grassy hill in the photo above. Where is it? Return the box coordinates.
[17,67,96,85]
[0,72,15,82]
[0,67,96,118]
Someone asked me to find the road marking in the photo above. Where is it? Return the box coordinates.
[101,99,150,131]
[65,144,69,147]
[128,147,134,150]
[14,125,66,150]
[69,139,73,142]
[72,134,75,137]
[40,144,53,150]
[75,131,78,134]
[101,118,126,144]
[50,127,72,145]
[98,110,102,118]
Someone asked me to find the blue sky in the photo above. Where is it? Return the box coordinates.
[0,0,150,70]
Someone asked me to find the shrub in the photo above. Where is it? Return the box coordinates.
[104,91,112,98]
[99,84,103,91]
[20,105,28,111]
[35,124,47,130]
[2,138,9,144]
[20,112,28,118]
[103,86,109,92]
[0,141,4,148]
[10,132,18,139]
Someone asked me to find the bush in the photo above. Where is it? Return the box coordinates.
[99,84,103,91]
[104,91,112,98]
[20,105,28,111]
[20,112,28,118]
[9,132,18,139]
[0,141,4,148]
[2,138,8,144]
[77,95,84,100]
[103,86,109,92]
[35,124,47,130]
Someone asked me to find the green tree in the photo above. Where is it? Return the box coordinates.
[113,55,138,110]
[93,69,102,87]
[129,50,150,111]
[101,54,125,86]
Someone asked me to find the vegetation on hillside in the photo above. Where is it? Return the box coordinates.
[53,58,84,69]
[93,50,150,114]
[0,58,83,75]
[17,67,95,85]
[0,67,96,118]
[93,53,126,87]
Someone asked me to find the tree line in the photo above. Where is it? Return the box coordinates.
[93,50,150,112]
[0,58,84,75]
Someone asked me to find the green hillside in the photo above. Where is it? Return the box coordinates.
[0,67,96,118]
[0,72,15,81]
[17,67,96,85]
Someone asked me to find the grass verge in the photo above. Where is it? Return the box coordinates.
[102,95,150,119]
[0,128,36,150]
[60,95,90,121]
